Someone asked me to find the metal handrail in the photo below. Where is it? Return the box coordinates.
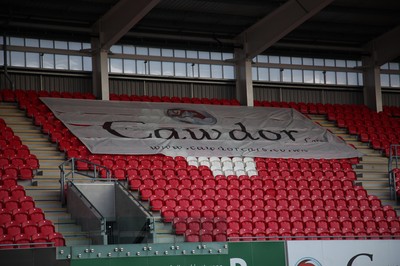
[59,157,112,204]
[116,182,156,242]
[388,144,399,172]
[116,182,154,218]
[389,169,398,202]
[388,144,399,200]
[0,242,56,249]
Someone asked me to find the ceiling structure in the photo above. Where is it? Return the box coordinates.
[1,0,400,60]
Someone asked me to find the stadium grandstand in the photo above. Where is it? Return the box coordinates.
[1,0,400,265]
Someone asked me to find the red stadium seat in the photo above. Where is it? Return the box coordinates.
[213,229,227,241]
[0,235,14,249]
[31,233,51,248]
[21,220,39,236]
[28,208,45,223]
[173,217,187,235]
[185,229,200,242]
[14,233,31,248]
[38,220,56,236]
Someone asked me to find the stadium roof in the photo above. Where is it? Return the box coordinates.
[1,0,400,59]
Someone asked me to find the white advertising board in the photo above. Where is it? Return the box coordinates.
[287,240,400,266]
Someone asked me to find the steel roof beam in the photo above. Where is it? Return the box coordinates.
[93,0,160,50]
[365,25,400,66]
[237,0,334,59]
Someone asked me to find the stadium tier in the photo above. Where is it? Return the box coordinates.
[1,89,399,247]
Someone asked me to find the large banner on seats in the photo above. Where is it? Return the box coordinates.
[41,98,362,158]
[287,240,400,266]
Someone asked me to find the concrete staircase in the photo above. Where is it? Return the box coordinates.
[0,103,91,246]
[310,114,400,215]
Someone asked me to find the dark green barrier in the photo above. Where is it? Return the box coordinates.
[67,241,285,266]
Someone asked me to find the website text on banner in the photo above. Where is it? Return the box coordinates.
[41,98,362,159]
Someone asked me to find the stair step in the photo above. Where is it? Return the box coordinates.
[366,189,392,199]
[153,221,173,234]
[64,235,92,246]
[11,129,41,134]
[360,156,388,164]
[19,136,51,142]
[359,181,389,189]
[357,172,388,179]
[31,181,60,187]
[28,145,58,151]
[56,224,86,234]
[357,149,383,156]
[22,144,54,150]
[356,164,388,172]
[154,235,183,244]
[34,201,64,210]
[25,189,61,201]
[46,212,74,222]
[0,113,26,118]
[335,135,358,141]
[31,151,65,156]
[381,200,398,207]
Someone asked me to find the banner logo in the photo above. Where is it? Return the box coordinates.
[295,258,322,266]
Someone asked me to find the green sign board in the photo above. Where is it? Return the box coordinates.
[68,242,285,266]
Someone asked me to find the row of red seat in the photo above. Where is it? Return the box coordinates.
[0,156,39,170]
[0,89,95,104]
[0,184,28,199]
[0,218,54,235]
[0,232,65,249]
[130,174,356,193]
[152,193,390,220]
[0,207,44,224]
[138,181,363,202]
[255,159,354,172]
[183,212,400,242]
[384,106,400,117]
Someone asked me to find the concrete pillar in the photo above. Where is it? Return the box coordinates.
[91,38,110,101]
[362,55,382,112]
[235,48,254,107]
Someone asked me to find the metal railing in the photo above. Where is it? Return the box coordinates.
[67,182,108,245]
[59,157,112,205]
[0,242,57,249]
[115,182,156,243]
[388,144,399,201]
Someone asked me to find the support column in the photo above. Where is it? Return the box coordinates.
[91,38,110,101]
[362,55,382,112]
[235,48,254,107]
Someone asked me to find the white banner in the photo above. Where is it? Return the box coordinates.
[287,240,400,266]
[41,98,363,158]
